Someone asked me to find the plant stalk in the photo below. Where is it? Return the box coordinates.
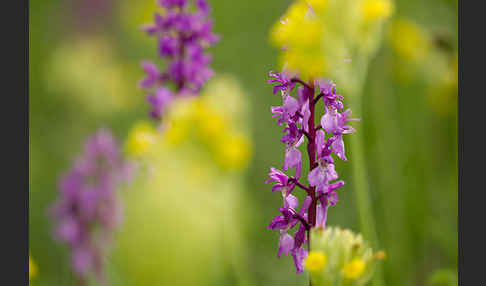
[305,79,317,286]
[346,81,385,286]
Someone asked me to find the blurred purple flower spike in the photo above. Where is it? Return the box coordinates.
[140,0,220,121]
[50,129,134,283]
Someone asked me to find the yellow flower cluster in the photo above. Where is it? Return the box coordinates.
[343,258,366,279]
[305,227,385,285]
[304,251,328,272]
[270,1,326,79]
[388,18,458,116]
[389,18,431,62]
[125,121,159,157]
[363,0,393,21]
[125,75,252,171]
[270,0,393,80]
[115,81,253,286]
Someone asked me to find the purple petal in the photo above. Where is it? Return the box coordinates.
[301,100,310,132]
[284,194,299,210]
[283,96,300,117]
[291,247,308,274]
[278,232,294,258]
[316,203,328,229]
[308,166,326,188]
[315,130,326,156]
[283,147,302,172]
[56,217,80,243]
[331,135,346,160]
[196,0,209,14]
[321,107,339,133]
[72,246,94,276]
[268,216,288,230]
[294,223,307,249]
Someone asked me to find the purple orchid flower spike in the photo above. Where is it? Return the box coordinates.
[265,68,358,274]
[139,0,219,121]
[50,129,134,283]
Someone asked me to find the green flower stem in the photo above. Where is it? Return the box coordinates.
[344,58,385,286]
[348,96,384,286]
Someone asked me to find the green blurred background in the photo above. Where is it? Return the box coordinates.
[30,0,457,285]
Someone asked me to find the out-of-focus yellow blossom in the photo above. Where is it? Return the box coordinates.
[195,102,228,142]
[280,49,326,81]
[388,18,457,116]
[305,0,329,13]
[389,19,431,62]
[271,1,322,47]
[113,75,253,286]
[363,0,393,21]
[270,0,393,81]
[304,251,327,272]
[162,98,197,145]
[215,133,252,171]
[141,75,252,171]
[125,121,159,157]
[163,117,192,146]
[271,0,326,79]
[343,258,366,279]
[29,256,38,281]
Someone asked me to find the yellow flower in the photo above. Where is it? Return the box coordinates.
[163,98,197,145]
[271,0,392,81]
[304,0,329,13]
[304,251,328,272]
[29,257,38,281]
[362,0,393,21]
[280,49,326,80]
[125,121,158,156]
[215,134,251,170]
[389,19,430,62]
[164,118,191,145]
[270,1,312,47]
[270,0,326,79]
[343,258,366,279]
[195,102,228,142]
